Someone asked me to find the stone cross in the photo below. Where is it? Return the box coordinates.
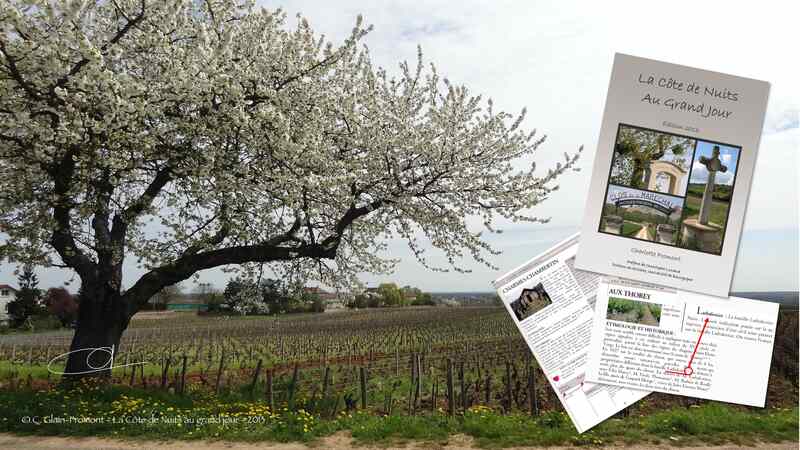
[697,145,727,225]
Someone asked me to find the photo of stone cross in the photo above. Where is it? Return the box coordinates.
[680,141,739,254]
[697,145,728,225]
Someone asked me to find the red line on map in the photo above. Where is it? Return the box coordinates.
[665,317,709,377]
[686,318,709,368]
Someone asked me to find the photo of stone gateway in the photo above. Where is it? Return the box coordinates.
[600,123,742,255]
[610,124,694,196]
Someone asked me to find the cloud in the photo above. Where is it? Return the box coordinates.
[690,161,708,183]
[399,21,461,41]
[716,171,733,185]
[691,160,734,185]
[763,106,800,134]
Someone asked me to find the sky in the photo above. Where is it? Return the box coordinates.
[690,142,740,186]
[660,145,692,168]
[1,0,797,294]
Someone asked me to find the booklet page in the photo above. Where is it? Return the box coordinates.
[586,278,778,407]
[492,233,648,433]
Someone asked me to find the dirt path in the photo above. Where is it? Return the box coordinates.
[638,303,659,326]
[0,433,796,450]
[634,223,651,240]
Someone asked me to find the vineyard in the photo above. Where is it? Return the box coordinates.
[0,307,567,417]
[0,306,796,424]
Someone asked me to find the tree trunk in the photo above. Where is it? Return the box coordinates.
[630,160,646,189]
[63,286,131,381]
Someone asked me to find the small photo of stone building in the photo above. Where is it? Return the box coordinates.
[510,283,552,321]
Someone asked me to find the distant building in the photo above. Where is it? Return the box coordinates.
[0,284,17,324]
[363,287,381,299]
[303,287,347,310]
[166,295,208,311]
[438,297,460,307]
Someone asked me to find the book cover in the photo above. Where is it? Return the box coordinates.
[576,54,770,297]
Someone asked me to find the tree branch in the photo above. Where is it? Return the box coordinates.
[47,149,96,279]
[321,199,384,249]
[0,39,40,100]
[180,203,231,257]
[110,166,172,244]
[51,1,147,93]
[90,169,114,266]
[122,198,384,313]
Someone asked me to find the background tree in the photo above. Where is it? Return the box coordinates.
[43,287,79,326]
[0,1,578,377]
[193,282,223,312]
[302,289,325,313]
[377,283,403,307]
[222,277,247,312]
[194,283,214,300]
[411,292,435,306]
[609,153,635,187]
[348,293,369,309]
[612,127,693,188]
[6,265,44,327]
[400,285,421,306]
[148,283,182,311]
[222,278,245,303]
[366,294,382,309]
[263,279,292,315]
[222,277,263,314]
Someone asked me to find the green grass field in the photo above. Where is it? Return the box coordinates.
[0,383,795,447]
[687,183,733,202]
[683,192,730,228]
[621,221,642,237]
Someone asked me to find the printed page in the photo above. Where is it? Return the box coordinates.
[576,53,770,297]
[492,233,648,433]
[586,278,778,407]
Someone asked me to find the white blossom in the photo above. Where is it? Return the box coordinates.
[0,0,580,304]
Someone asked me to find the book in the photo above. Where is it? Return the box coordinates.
[576,54,770,297]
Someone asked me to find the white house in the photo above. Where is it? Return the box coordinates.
[0,284,17,324]
[302,287,348,310]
